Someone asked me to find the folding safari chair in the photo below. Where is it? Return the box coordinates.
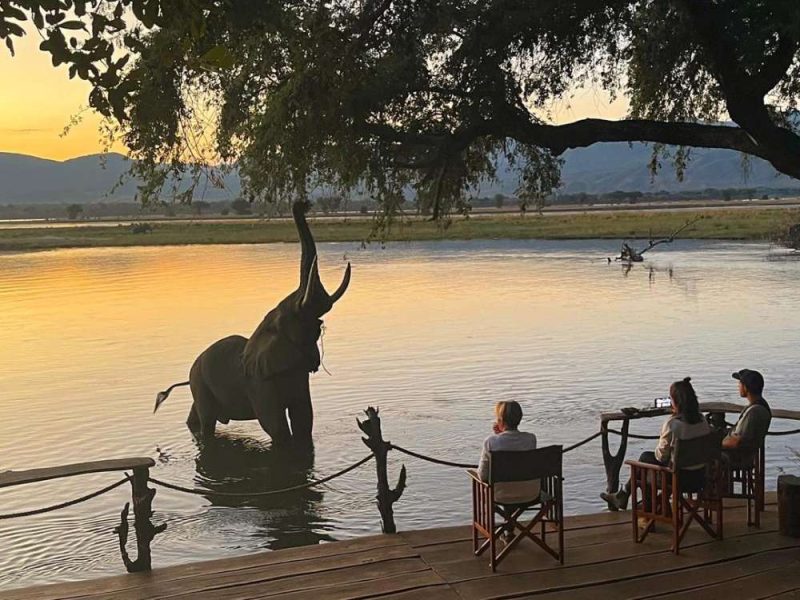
[468,445,564,571]
[627,431,724,554]
[722,442,765,527]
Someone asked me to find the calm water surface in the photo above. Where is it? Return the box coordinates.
[1,239,799,589]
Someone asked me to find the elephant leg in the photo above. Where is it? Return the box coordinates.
[189,378,217,439]
[186,404,201,431]
[288,389,313,443]
[252,389,291,445]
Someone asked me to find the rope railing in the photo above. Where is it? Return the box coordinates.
[3,403,799,573]
[0,476,130,520]
[607,428,660,440]
[148,454,374,497]
[390,429,606,470]
[563,430,604,452]
[389,443,477,469]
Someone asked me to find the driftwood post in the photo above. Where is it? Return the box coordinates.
[114,465,166,572]
[601,418,630,511]
[358,406,407,533]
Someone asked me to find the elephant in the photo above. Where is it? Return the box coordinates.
[154,201,351,446]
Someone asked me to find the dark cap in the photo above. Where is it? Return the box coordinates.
[732,369,764,395]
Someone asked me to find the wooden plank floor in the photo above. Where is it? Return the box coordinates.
[3,493,799,600]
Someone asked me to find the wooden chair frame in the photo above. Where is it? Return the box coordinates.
[468,445,564,571]
[721,444,765,527]
[627,432,724,555]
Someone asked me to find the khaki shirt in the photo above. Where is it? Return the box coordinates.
[730,401,772,448]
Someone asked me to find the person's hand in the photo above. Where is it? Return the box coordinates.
[492,422,502,434]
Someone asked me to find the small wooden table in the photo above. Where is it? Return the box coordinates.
[600,401,800,511]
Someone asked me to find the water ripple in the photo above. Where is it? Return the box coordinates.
[0,239,799,589]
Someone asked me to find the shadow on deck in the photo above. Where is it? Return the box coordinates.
[2,494,798,600]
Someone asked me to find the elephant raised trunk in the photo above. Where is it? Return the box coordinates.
[156,199,352,445]
[295,201,351,314]
[242,200,351,380]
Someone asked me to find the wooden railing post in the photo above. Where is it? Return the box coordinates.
[358,407,406,533]
[115,465,166,572]
[601,418,629,511]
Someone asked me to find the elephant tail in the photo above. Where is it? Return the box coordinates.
[153,381,190,414]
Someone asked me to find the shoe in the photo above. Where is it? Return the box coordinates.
[600,489,630,511]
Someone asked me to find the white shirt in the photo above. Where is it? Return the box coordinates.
[477,429,538,482]
[655,414,710,464]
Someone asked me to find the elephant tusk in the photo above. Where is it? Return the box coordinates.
[329,262,351,304]
[301,255,319,308]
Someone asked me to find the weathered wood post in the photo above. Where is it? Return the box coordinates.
[358,406,406,533]
[601,418,629,511]
[114,464,166,572]
[778,475,800,537]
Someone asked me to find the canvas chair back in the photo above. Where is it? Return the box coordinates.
[489,446,562,504]
[672,431,723,470]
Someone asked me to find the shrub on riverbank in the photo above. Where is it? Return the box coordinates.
[0,208,797,252]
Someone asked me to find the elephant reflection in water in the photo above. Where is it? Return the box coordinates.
[193,434,334,549]
[155,200,351,446]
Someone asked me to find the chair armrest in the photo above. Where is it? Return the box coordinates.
[466,469,489,486]
[625,460,673,473]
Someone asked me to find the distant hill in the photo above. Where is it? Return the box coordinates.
[0,152,241,204]
[558,143,800,194]
[2,142,799,204]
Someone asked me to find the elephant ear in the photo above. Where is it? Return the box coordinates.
[242,307,321,379]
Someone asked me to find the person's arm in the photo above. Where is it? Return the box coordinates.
[655,417,674,463]
[724,407,755,449]
[722,433,743,449]
[478,437,491,482]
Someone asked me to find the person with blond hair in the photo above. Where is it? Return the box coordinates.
[477,401,537,482]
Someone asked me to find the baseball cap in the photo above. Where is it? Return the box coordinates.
[732,369,764,395]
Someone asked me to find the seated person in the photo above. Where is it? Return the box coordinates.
[601,377,710,511]
[723,369,772,457]
[477,401,537,483]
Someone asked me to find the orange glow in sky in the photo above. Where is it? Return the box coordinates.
[0,28,628,161]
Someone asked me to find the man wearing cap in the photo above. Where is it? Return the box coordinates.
[723,369,772,450]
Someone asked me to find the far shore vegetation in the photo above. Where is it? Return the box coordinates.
[1,207,798,252]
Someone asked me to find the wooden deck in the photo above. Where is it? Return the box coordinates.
[3,494,799,600]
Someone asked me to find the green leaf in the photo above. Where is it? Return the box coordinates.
[3,6,27,21]
[32,10,44,30]
[6,22,25,37]
[58,21,87,31]
[143,0,160,28]
[199,45,235,70]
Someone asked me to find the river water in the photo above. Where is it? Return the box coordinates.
[1,239,799,590]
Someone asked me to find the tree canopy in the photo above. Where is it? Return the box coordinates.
[2,0,799,217]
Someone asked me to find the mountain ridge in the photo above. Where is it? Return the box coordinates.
[2,142,799,204]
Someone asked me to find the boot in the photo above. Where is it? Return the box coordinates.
[600,488,630,511]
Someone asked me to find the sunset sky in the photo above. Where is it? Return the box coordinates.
[0,28,628,162]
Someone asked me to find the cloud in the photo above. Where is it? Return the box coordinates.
[0,127,52,133]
